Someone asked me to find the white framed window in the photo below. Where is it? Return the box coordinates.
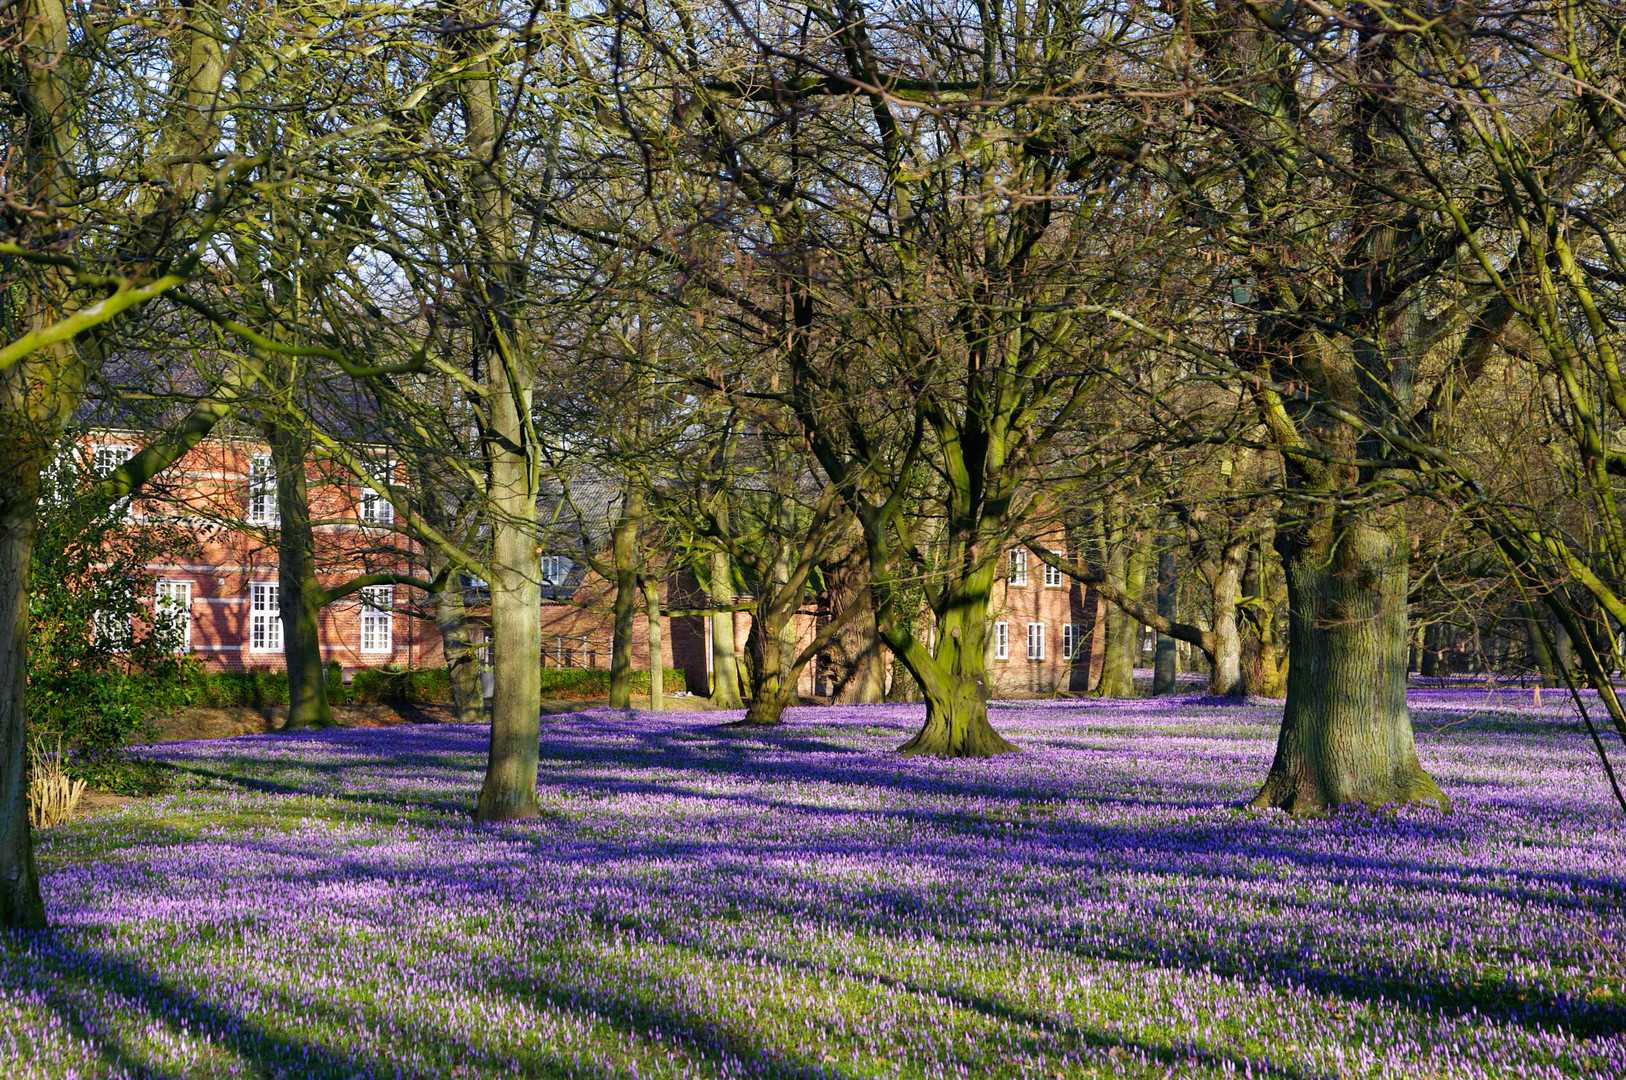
[1009,548,1028,586]
[541,555,565,585]
[1062,623,1086,660]
[993,621,1009,660]
[154,581,192,653]
[1044,557,1065,588]
[250,581,282,651]
[360,585,393,653]
[359,460,394,525]
[1027,622,1045,661]
[247,454,278,525]
[93,609,131,651]
[92,444,133,476]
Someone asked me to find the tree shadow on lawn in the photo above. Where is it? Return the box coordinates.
[56,798,1625,1045]
[123,714,1626,1041]
[6,927,876,1080]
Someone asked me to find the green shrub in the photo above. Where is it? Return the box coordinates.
[182,669,290,708]
[326,661,348,706]
[537,668,687,699]
[349,666,452,704]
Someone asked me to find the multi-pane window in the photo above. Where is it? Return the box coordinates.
[247,454,278,525]
[1008,548,1028,586]
[541,555,564,585]
[360,585,393,653]
[92,444,132,476]
[359,460,394,525]
[154,581,192,653]
[92,609,130,651]
[1062,623,1086,660]
[1044,557,1065,588]
[250,582,282,651]
[993,621,1009,660]
[93,444,135,514]
[1027,622,1045,661]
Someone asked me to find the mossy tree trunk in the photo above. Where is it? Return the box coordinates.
[707,548,744,708]
[895,560,1017,756]
[1152,529,1178,696]
[269,421,332,730]
[1093,505,1148,698]
[643,575,663,711]
[1241,539,1289,698]
[1252,512,1446,813]
[457,7,542,822]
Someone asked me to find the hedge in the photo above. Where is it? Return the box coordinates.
[348,667,453,705]
[538,668,688,699]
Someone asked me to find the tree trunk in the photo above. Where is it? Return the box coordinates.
[1093,510,1147,697]
[740,610,797,726]
[1207,544,1247,698]
[707,548,744,708]
[1241,541,1288,698]
[1421,621,1448,678]
[884,654,921,702]
[608,485,644,709]
[1525,606,1559,688]
[477,513,541,821]
[270,422,331,730]
[0,441,46,929]
[643,575,663,711]
[822,533,886,704]
[463,11,541,823]
[1153,532,1178,695]
[1252,517,1446,813]
[432,554,484,724]
[897,589,1017,756]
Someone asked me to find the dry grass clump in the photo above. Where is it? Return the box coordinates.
[28,735,86,830]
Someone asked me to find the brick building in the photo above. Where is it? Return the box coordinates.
[528,538,1107,701]
[82,431,438,674]
[88,427,1108,697]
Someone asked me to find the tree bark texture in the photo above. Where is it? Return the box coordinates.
[608,484,644,710]
[707,549,744,707]
[1252,517,1446,813]
[820,533,886,704]
[1207,545,1247,698]
[270,422,331,729]
[0,440,46,929]
[1093,508,1148,698]
[461,9,541,822]
[432,554,484,724]
[897,578,1017,756]
[1153,534,1178,696]
[643,575,663,711]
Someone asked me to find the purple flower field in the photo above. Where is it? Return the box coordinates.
[2,691,1623,1078]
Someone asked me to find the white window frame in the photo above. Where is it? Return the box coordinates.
[1008,548,1028,587]
[360,585,393,653]
[993,621,1009,661]
[247,453,279,526]
[1062,623,1086,660]
[154,580,193,653]
[1027,622,1045,661]
[92,444,133,476]
[250,582,282,652]
[358,460,394,525]
[541,555,564,585]
[1044,557,1065,588]
[93,609,131,651]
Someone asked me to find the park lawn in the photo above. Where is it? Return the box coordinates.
[1,693,1622,1079]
